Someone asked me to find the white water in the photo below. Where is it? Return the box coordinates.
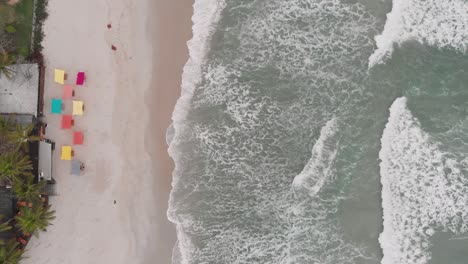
[167,0,226,263]
[292,118,340,197]
[369,0,468,67]
[379,97,468,264]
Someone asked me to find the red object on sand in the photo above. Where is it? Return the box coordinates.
[73,131,84,145]
[111,45,117,51]
[61,115,73,129]
[18,237,28,245]
[76,72,85,85]
[107,24,112,29]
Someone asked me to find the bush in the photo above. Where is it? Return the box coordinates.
[5,25,16,34]
[32,0,49,53]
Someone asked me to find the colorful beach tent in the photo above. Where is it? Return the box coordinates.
[63,84,74,99]
[61,146,72,160]
[73,131,84,145]
[76,72,85,85]
[61,115,73,129]
[51,98,62,114]
[70,160,83,175]
[72,100,84,115]
[54,69,65,84]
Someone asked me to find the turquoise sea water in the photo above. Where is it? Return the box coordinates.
[167,0,468,263]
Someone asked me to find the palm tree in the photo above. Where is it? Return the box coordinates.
[7,123,40,152]
[12,176,46,204]
[16,205,55,237]
[0,152,32,185]
[0,240,22,264]
[0,215,11,233]
[0,49,15,79]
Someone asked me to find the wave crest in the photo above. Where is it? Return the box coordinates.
[380,97,468,264]
[369,0,468,67]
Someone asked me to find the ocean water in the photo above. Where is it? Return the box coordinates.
[167,0,468,263]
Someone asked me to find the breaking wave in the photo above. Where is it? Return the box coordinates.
[167,1,226,263]
[379,97,468,264]
[369,0,468,67]
[292,118,340,197]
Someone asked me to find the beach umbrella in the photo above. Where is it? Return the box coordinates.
[63,84,74,99]
[76,72,85,85]
[54,69,66,84]
[70,160,83,175]
[51,98,63,114]
[61,146,72,160]
[72,100,84,116]
[61,115,73,129]
[73,131,84,145]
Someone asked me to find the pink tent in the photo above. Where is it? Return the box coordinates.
[63,84,74,99]
[76,72,85,85]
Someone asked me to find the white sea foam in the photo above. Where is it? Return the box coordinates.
[379,97,468,264]
[292,118,339,196]
[167,1,226,263]
[369,0,468,67]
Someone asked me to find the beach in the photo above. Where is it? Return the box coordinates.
[23,0,193,263]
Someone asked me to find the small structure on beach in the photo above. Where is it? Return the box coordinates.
[54,69,66,84]
[76,72,85,85]
[38,140,55,183]
[63,84,74,99]
[61,146,72,160]
[61,115,73,129]
[51,98,63,114]
[0,64,40,116]
[72,100,84,115]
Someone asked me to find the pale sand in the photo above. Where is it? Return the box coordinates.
[22,0,192,263]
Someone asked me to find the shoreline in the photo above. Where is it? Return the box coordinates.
[143,0,193,262]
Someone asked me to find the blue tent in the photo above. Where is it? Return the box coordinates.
[51,98,62,114]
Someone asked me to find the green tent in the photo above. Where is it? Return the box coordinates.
[51,98,63,114]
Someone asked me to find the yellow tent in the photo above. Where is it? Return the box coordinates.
[72,100,84,115]
[54,69,66,84]
[61,146,72,160]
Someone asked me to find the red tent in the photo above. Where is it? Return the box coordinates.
[61,115,73,129]
[76,72,85,85]
[73,131,84,145]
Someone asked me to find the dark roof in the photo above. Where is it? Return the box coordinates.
[0,187,14,242]
[0,188,13,219]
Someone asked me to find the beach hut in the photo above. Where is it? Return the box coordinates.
[72,100,84,115]
[61,146,72,160]
[76,72,85,85]
[70,160,84,175]
[73,131,84,145]
[63,84,74,99]
[51,98,63,114]
[61,115,73,129]
[54,69,66,84]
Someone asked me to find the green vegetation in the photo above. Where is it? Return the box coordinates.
[13,176,46,204]
[0,49,16,79]
[0,240,23,264]
[32,0,48,53]
[0,151,33,185]
[0,116,55,263]
[17,205,55,236]
[0,0,34,55]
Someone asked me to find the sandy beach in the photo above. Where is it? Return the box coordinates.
[22,0,193,263]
